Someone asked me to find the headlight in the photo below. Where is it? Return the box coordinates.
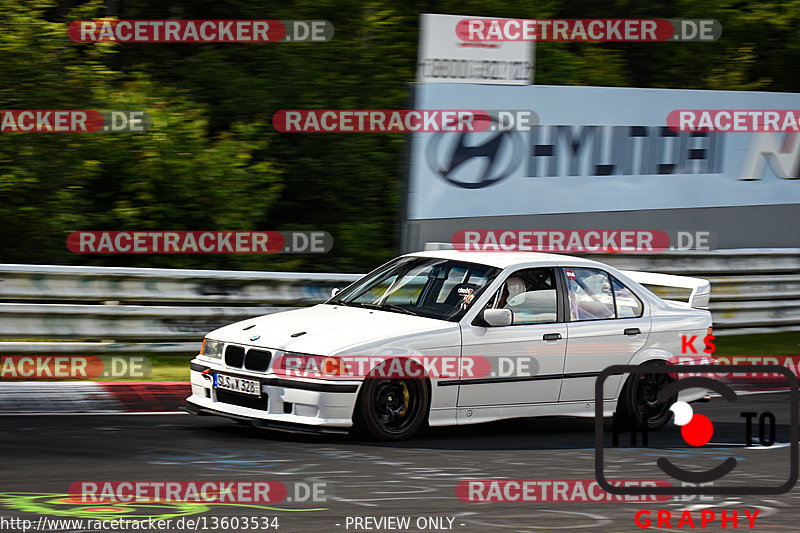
[201,338,224,359]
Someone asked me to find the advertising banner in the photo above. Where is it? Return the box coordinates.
[408,84,800,220]
[417,14,534,85]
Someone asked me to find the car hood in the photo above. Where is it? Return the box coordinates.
[206,304,458,355]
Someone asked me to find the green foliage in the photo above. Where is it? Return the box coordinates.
[0,0,283,269]
[1,0,798,272]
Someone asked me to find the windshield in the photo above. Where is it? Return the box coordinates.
[328,256,502,321]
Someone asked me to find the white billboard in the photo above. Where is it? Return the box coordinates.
[407,84,800,220]
[417,14,534,85]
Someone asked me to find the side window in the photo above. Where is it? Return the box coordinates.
[612,277,643,318]
[564,268,615,321]
[486,268,557,325]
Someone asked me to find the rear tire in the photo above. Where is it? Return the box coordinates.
[355,377,429,441]
[615,360,675,431]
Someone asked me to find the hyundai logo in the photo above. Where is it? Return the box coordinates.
[426,125,524,189]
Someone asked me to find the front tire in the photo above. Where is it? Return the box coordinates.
[355,377,430,441]
[616,360,676,431]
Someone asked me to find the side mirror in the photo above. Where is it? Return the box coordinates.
[331,288,340,298]
[483,308,512,327]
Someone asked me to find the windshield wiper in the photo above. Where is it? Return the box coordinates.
[380,303,420,316]
[344,301,420,316]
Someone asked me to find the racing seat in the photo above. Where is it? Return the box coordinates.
[506,289,557,324]
[443,282,480,307]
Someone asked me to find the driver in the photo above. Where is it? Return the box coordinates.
[497,276,526,308]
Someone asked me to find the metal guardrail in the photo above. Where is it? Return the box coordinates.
[0,250,797,353]
[581,249,800,336]
[0,264,360,353]
[0,264,360,304]
[0,303,296,340]
[589,248,800,275]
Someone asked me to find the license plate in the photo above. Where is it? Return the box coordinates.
[214,373,261,396]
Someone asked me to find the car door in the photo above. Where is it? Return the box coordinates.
[558,267,651,402]
[458,267,567,407]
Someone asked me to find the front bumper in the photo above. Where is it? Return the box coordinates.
[183,402,350,434]
[187,359,361,431]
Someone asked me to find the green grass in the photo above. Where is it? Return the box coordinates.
[94,354,195,382]
[713,332,800,357]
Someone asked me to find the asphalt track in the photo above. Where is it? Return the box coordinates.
[1,393,799,532]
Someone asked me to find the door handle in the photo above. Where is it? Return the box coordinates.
[543,333,562,341]
[624,328,641,336]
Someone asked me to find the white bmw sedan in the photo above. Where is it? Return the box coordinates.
[186,250,712,440]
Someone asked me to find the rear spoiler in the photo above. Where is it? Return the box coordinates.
[620,270,711,309]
